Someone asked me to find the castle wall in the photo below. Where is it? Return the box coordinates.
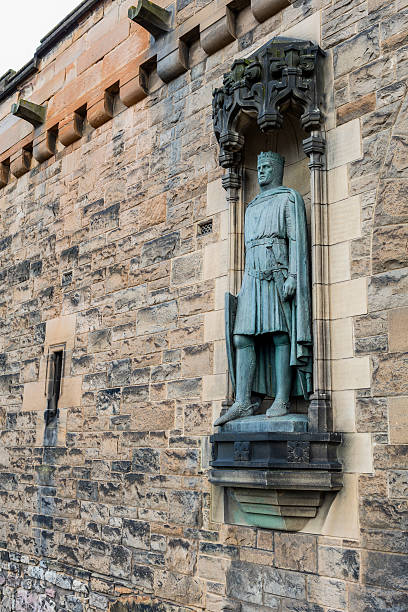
[0,0,407,610]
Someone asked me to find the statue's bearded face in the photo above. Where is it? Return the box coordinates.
[257,160,282,187]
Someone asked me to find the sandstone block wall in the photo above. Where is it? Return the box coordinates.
[0,0,407,610]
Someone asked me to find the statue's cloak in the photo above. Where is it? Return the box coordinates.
[230,186,313,399]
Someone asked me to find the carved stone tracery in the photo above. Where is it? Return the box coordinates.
[213,38,325,188]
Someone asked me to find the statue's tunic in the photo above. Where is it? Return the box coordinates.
[233,186,313,399]
[234,188,295,336]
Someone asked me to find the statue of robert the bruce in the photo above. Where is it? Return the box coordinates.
[215,151,313,427]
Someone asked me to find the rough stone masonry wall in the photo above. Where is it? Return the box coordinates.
[0,0,407,611]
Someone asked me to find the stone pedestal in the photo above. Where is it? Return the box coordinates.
[209,418,343,530]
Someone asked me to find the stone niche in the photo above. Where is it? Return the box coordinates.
[209,37,343,531]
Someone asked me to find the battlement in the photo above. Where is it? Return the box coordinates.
[0,0,291,188]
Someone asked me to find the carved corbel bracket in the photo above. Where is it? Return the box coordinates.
[210,429,343,531]
[11,98,46,128]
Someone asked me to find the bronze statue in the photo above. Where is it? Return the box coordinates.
[215,152,312,426]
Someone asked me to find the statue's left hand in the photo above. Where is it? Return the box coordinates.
[283,276,296,300]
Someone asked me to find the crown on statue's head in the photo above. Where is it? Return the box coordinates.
[258,151,285,166]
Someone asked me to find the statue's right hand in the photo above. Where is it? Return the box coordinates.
[283,275,296,300]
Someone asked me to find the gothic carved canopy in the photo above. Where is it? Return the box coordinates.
[212,37,325,181]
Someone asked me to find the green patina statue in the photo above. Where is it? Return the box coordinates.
[215,151,313,427]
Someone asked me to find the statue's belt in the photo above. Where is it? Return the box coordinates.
[246,237,286,248]
[246,238,288,280]
[247,268,287,280]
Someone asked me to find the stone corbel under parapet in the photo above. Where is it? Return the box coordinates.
[33,129,57,163]
[58,112,85,147]
[200,6,236,56]
[10,148,32,178]
[120,71,148,107]
[251,0,291,23]
[87,90,115,129]
[0,162,9,188]
[157,39,189,83]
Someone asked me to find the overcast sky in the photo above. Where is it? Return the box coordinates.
[0,1,82,77]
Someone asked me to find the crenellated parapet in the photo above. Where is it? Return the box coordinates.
[0,0,296,188]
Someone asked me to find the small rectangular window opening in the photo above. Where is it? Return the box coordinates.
[45,349,64,426]
[198,219,213,236]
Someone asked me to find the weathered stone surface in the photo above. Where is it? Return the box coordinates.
[108,359,131,387]
[263,566,306,601]
[384,134,408,177]
[372,353,408,395]
[110,545,132,579]
[122,519,150,550]
[165,538,197,575]
[381,10,408,52]
[131,402,175,432]
[281,601,324,612]
[181,344,212,377]
[361,550,408,590]
[354,312,387,337]
[373,444,408,469]
[355,334,388,354]
[131,564,154,592]
[337,93,376,126]
[141,232,180,267]
[171,252,203,286]
[122,384,149,404]
[306,575,347,609]
[318,546,360,581]
[349,56,395,98]
[154,570,205,606]
[132,448,160,473]
[356,397,388,432]
[334,27,380,78]
[361,527,408,554]
[137,301,178,334]
[167,377,202,399]
[226,561,263,604]
[361,101,400,137]
[348,583,408,612]
[183,402,212,435]
[349,130,389,179]
[360,496,408,530]
[274,533,317,573]
[168,490,201,527]
[368,269,408,311]
[388,470,408,498]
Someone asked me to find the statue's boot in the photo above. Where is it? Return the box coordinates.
[214,401,254,426]
[266,398,290,418]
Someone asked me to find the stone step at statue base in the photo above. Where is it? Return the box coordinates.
[220,413,308,433]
